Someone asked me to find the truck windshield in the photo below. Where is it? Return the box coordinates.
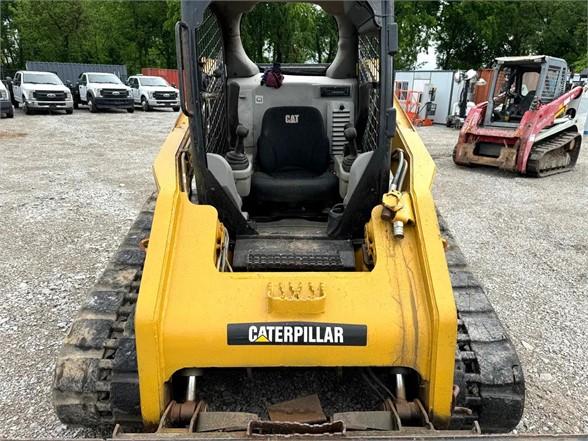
[140,77,169,86]
[23,73,63,85]
[88,73,123,84]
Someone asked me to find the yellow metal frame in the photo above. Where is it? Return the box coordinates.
[135,100,456,428]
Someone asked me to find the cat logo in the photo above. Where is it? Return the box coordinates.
[285,114,299,124]
[253,333,270,343]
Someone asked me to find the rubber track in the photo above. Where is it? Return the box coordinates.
[526,130,581,177]
[440,216,525,433]
[52,200,524,433]
[53,195,155,428]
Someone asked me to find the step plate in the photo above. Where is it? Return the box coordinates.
[233,238,356,272]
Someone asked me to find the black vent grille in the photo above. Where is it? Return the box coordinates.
[153,91,177,100]
[100,89,128,98]
[33,90,66,101]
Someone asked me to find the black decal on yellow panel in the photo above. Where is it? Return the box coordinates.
[227,322,367,346]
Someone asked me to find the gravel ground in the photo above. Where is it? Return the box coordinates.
[418,95,588,434]
[0,98,586,438]
[0,106,177,438]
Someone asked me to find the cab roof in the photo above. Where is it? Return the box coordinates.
[19,70,58,74]
[496,55,565,65]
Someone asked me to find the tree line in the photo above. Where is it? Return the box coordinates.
[1,1,586,76]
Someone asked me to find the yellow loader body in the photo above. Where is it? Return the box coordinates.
[134,101,457,428]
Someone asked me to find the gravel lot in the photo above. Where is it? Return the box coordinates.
[0,106,177,438]
[420,97,588,435]
[0,99,586,438]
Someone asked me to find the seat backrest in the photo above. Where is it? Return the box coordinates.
[257,106,330,175]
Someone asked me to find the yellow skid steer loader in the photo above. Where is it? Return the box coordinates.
[53,1,525,438]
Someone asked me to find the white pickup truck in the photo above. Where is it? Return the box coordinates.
[73,72,134,113]
[0,81,14,118]
[126,75,180,111]
[9,71,73,115]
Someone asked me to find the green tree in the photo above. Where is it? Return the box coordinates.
[12,0,88,64]
[527,1,588,72]
[2,0,585,75]
[241,3,337,64]
[1,0,20,71]
[3,0,180,74]
[311,7,338,63]
[395,1,439,69]
[435,1,588,71]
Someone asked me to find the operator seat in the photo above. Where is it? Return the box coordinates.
[251,106,338,204]
[518,90,536,113]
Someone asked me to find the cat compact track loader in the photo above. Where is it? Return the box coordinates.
[53,1,525,438]
[453,56,584,176]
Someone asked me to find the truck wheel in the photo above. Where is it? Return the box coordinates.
[66,108,73,115]
[173,106,180,112]
[7,106,14,118]
[24,98,33,115]
[141,96,151,112]
[127,106,135,113]
[14,101,19,109]
[88,95,97,113]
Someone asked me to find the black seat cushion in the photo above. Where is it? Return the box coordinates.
[252,106,337,203]
[252,170,338,203]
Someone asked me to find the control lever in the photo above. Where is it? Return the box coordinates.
[342,123,358,173]
[225,124,250,171]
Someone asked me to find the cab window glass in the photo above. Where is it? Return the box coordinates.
[521,72,539,96]
[241,3,337,65]
[541,67,560,102]
[492,67,508,102]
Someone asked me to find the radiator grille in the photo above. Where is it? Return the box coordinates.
[330,106,352,156]
[100,89,128,98]
[33,90,66,101]
[153,91,177,100]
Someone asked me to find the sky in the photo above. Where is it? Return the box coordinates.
[417,46,438,70]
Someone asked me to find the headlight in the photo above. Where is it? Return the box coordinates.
[26,90,35,100]
[149,91,154,99]
[96,88,102,97]
[0,90,6,100]
[66,91,72,100]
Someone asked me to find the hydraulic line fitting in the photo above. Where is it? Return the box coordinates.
[381,190,415,239]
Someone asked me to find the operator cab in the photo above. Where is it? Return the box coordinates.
[485,55,569,127]
[176,1,398,272]
[490,64,540,122]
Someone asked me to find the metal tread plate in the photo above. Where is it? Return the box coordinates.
[233,238,356,271]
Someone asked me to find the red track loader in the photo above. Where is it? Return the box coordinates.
[453,55,584,176]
